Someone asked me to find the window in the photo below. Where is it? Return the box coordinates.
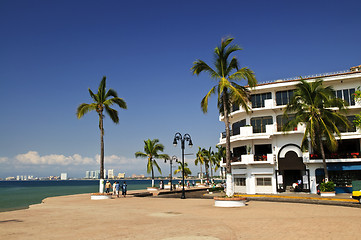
[232,104,240,112]
[276,114,295,131]
[338,115,356,132]
[232,119,246,135]
[334,88,355,106]
[256,177,272,186]
[235,178,246,186]
[251,116,273,133]
[233,146,247,157]
[251,92,272,108]
[276,90,294,106]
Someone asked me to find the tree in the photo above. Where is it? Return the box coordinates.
[352,87,361,127]
[135,139,169,187]
[77,76,127,192]
[191,37,257,196]
[195,147,205,184]
[203,147,216,182]
[215,145,226,182]
[284,78,349,182]
[202,148,210,184]
[174,162,192,178]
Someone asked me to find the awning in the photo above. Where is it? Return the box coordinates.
[327,163,361,171]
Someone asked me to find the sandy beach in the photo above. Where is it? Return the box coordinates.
[0,193,360,240]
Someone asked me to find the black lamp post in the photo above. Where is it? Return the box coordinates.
[164,155,178,191]
[173,132,193,199]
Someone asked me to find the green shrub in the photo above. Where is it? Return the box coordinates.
[208,187,224,192]
[320,181,335,192]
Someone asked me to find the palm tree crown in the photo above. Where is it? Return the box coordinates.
[135,139,169,187]
[77,76,127,183]
[174,162,192,177]
[284,78,349,180]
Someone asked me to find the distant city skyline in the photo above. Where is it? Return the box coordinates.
[1,1,360,178]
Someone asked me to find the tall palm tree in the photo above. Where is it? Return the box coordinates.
[174,162,192,178]
[135,139,169,187]
[195,147,205,184]
[77,76,127,192]
[284,78,349,182]
[192,37,257,196]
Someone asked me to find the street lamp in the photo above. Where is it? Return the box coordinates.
[164,155,178,191]
[173,132,193,199]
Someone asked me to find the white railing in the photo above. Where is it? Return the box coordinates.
[258,70,350,85]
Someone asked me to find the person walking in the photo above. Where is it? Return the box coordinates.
[115,181,120,197]
[105,180,112,193]
[122,181,127,198]
[112,181,117,195]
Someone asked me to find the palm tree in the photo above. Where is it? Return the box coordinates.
[195,147,205,184]
[135,139,169,187]
[77,76,127,192]
[174,162,192,178]
[215,145,226,182]
[284,78,349,182]
[204,147,216,182]
[192,37,257,196]
[202,148,210,184]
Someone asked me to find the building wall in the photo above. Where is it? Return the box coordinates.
[219,69,361,194]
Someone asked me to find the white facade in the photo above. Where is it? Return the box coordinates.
[219,67,361,194]
[108,169,114,179]
[60,173,68,180]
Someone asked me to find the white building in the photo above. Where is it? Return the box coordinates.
[108,169,114,179]
[117,172,125,179]
[219,66,361,194]
[61,173,68,180]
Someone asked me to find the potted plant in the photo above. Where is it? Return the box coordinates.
[320,181,336,197]
[247,145,252,155]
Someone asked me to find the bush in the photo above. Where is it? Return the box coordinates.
[320,181,335,192]
[208,187,224,192]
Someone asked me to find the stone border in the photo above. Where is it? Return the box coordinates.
[91,194,112,200]
[214,197,246,207]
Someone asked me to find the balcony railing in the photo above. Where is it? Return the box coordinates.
[221,130,234,139]
[310,152,361,159]
[254,154,269,161]
[258,69,350,85]
[222,154,274,164]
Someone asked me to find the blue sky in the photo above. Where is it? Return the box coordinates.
[0,0,360,178]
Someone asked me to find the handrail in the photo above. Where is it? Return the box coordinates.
[258,70,351,85]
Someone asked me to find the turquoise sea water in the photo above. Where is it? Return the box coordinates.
[0,180,161,212]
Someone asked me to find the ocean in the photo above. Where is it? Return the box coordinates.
[0,179,163,212]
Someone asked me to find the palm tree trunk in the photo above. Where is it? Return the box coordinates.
[205,164,209,184]
[200,165,203,184]
[151,166,155,187]
[99,114,105,193]
[319,137,329,182]
[210,161,213,181]
[223,94,233,196]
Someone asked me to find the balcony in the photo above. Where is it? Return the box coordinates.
[223,154,274,165]
[310,152,361,159]
[303,151,361,164]
[219,123,308,143]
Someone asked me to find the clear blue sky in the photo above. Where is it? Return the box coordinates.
[0,0,360,178]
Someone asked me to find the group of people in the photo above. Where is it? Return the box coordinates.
[105,180,127,198]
